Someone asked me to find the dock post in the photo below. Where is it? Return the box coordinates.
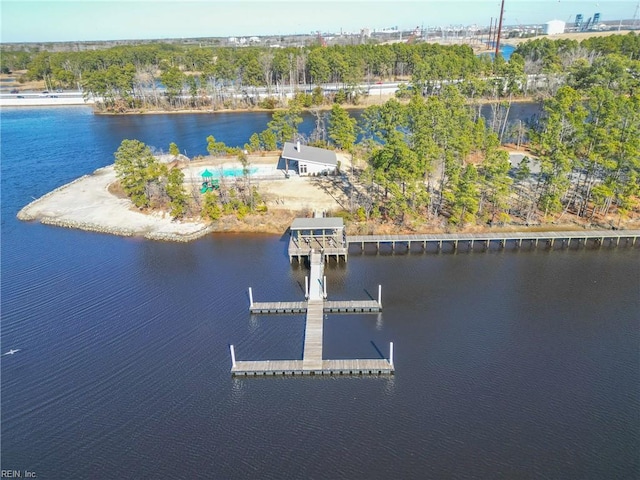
[323,275,327,298]
[389,342,394,366]
[305,276,309,299]
[230,345,237,368]
[378,284,382,308]
[248,287,254,308]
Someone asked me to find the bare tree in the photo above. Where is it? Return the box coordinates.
[258,52,275,95]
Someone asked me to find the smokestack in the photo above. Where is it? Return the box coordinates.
[495,0,505,57]
[296,140,301,151]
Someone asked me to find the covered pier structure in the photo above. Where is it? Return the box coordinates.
[288,217,348,262]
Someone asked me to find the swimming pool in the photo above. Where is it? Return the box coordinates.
[202,166,276,178]
[217,167,258,177]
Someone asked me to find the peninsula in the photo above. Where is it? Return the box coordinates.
[17,149,640,242]
[17,153,354,241]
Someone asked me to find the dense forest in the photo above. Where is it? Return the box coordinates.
[3,33,637,112]
[6,33,639,230]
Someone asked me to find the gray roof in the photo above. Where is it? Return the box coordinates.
[282,142,338,166]
[290,217,344,231]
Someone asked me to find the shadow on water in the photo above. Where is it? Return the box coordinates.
[370,340,386,359]
[296,280,306,296]
[290,258,310,269]
[278,228,290,243]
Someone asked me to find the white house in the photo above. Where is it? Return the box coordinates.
[544,20,566,35]
[281,141,338,176]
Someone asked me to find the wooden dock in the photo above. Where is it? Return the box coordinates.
[324,300,381,312]
[303,300,324,370]
[231,359,394,376]
[347,229,640,253]
[249,301,307,314]
[249,300,381,314]
[232,249,392,377]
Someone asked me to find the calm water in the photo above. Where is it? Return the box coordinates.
[1,107,638,479]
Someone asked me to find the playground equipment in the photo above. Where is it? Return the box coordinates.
[200,169,220,193]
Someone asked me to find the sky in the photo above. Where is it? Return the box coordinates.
[1,0,637,43]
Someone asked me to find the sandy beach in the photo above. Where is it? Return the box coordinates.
[17,166,214,241]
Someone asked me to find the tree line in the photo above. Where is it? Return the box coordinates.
[3,33,637,113]
[113,84,638,230]
[103,33,638,228]
[339,86,638,229]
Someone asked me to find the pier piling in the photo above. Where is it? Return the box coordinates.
[230,345,236,368]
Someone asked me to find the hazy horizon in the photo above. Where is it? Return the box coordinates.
[2,0,638,44]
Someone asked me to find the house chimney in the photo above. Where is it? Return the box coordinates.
[296,140,301,151]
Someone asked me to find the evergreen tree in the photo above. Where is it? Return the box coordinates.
[114,139,164,208]
[328,104,357,150]
[166,167,188,219]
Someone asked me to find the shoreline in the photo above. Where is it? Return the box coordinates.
[17,165,215,242]
[17,163,639,242]
[90,95,540,116]
[1,89,540,113]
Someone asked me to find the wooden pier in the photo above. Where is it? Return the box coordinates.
[347,229,640,253]
[232,249,391,377]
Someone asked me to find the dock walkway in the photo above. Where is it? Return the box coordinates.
[303,300,324,370]
[347,229,640,252]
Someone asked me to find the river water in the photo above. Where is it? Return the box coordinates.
[1,106,638,479]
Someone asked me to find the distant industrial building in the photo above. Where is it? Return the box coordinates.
[544,20,566,35]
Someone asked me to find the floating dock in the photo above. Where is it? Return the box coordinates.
[232,247,392,377]
[249,300,381,314]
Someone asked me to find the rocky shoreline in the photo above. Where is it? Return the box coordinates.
[29,216,216,242]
